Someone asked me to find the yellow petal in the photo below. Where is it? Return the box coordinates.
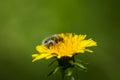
[45,54,56,59]
[36,45,49,53]
[85,49,93,53]
[32,54,50,62]
[80,39,97,47]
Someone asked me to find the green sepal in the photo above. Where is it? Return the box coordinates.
[65,68,73,77]
[75,59,82,63]
[74,62,87,71]
[76,59,88,65]
[48,66,60,76]
[48,59,56,67]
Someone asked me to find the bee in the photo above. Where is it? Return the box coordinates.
[42,34,64,48]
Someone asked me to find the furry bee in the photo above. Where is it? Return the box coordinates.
[42,34,64,48]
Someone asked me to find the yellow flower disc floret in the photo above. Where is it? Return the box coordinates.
[32,33,97,62]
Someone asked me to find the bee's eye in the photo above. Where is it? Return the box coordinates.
[59,37,63,42]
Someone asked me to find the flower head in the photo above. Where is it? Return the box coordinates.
[32,33,97,62]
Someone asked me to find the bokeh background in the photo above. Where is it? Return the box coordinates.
[0,0,120,80]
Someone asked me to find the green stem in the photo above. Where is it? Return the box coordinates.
[60,68,75,80]
[64,75,75,80]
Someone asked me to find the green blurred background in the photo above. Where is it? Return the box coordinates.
[0,0,120,80]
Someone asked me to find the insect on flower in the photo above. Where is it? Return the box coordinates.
[42,34,64,48]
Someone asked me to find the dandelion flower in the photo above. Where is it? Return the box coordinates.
[32,33,97,62]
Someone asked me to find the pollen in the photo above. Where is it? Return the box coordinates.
[32,33,97,62]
